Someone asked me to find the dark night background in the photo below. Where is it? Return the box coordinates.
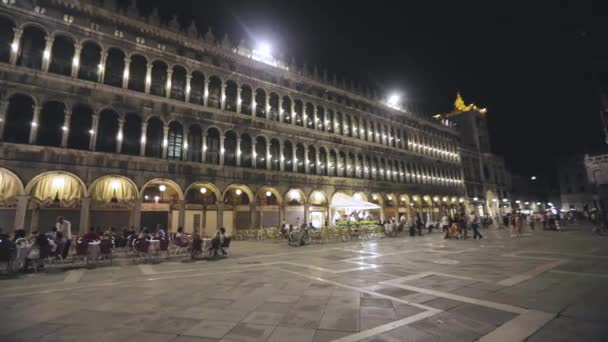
[127,0,607,182]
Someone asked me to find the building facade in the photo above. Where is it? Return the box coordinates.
[0,0,467,235]
[434,94,512,216]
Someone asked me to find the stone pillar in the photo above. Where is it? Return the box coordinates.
[303,204,310,225]
[162,124,169,159]
[216,201,224,230]
[139,121,147,156]
[316,149,321,175]
[165,68,173,98]
[89,114,99,151]
[203,79,209,106]
[292,148,297,172]
[122,56,131,89]
[220,83,226,110]
[145,62,152,94]
[304,146,309,174]
[313,106,318,130]
[219,136,225,165]
[251,140,257,168]
[0,100,9,141]
[279,144,285,171]
[132,199,142,229]
[201,134,207,162]
[236,137,241,166]
[278,96,284,122]
[291,101,296,125]
[13,195,29,232]
[71,44,82,78]
[9,27,23,65]
[61,109,71,148]
[185,73,192,103]
[178,200,186,231]
[98,51,108,83]
[236,86,242,113]
[266,143,271,170]
[182,130,189,161]
[79,197,91,234]
[41,36,54,72]
[116,118,124,153]
[28,105,40,145]
[249,203,257,229]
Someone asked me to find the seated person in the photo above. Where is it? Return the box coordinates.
[174,227,189,247]
[82,227,101,243]
[219,227,227,245]
[45,227,58,241]
[156,225,167,240]
[24,233,50,271]
[138,228,151,240]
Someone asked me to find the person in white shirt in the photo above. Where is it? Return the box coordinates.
[55,216,72,258]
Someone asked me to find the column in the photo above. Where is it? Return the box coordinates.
[79,197,91,234]
[9,27,23,65]
[132,199,142,229]
[0,100,9,141]
[89,114,99,150]
[219,136,225,165]
[116,118,124,153]
[182,130,189,161]
[236,136,241,166]
[165,68,173,98]
[122,56,130,89]
[279,144,285,171]
[304,146,309,174]
[28,105,40,144]
[313,106,318,130]
[220,83,226,110]
[291,101,296,125]
[249,203,257,230]
[236,86,242,113]
[216,202,224,230]
[178,200,186,230]
[71,44,82,78]
[139,121,147,156]
[201,134,207,162]
[292,147,297,172]
[60,109,71,147]
[266,143,271,170]
[251,140,257,168]
[13,195,29,232]
[41,35,54,72]
[162,124,169,159]
[278,96,283,122]
[316,149,321,175]
[303,204,310,225]
[98,51,108,83]
[203,79,209,106]
[145,62,152,94]
[265,94,270,120]
[185,73,192,103]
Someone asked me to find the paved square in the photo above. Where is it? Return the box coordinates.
[1,226,608,341]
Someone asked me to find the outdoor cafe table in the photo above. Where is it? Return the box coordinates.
[13,243,31,270]
[148,239,160,252]
[88,241,101,260]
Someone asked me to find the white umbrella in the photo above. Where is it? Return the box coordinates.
[330,193,381,210]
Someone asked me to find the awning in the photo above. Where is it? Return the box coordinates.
[330,193,381,210]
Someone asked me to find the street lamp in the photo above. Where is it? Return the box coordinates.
[531,176,537,180]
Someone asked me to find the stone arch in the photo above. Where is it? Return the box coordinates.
[254,88,267,118]
[103,47,126,87]
[88,175,138,203]
[240,84,253,115]
[256,186,283,205]
[48,33,75,76]
[184,181,222,202]
[285,188,305,206]
[224,130,238,166]
[282,95,292,124]
[37,100,66,147]
[222,184,254,204]
[255,135,267,170]
[78,40,102,82]
[187,124,203,162]
[3,93,36,144]
[17,24,46,70]
[167,120,184,160]
[140,178,184,201]
[190,70,205,104]
[224,80,238,112]
[95,108,119,153]
[309,190,328,206]
[0,15,16,63]
[208,75,222,109]
[205,126,221,164]
[150,60,168,96]
[128,53,147,92]
[0,167,25,199]
[170,64,187,101]
[25,171,86,200]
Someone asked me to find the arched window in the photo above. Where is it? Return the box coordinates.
[103,48,125,87]
[128,54,147,92]
[17,26,46,70]
[269,139,280,171]
[269,93,279,121]
[255,88,266,118]
[294,100,303,127]
[326,109,334,133]
[283,141,293,172]
[190,71,205,104]
[170,65,187,101]
[68,104,92,150]
[145,117,163,158]
[296,144,305,173]
[122,113,141,155]
[37,101,65,147]
[335,112,343,135]
[224,81,238,112]
[48,35,75,76]
[353,118,359,139]
[307,146,317,174]
[240,134,253,168]
[167,121,183,160]
[95,109,119,153]
[205,128,220,164]
[224,130,237,166]
[150,60,168,96]
[347,153,355,177]
[338,151,346,177]
[319,148,328,176]
[282,96,292,124]
[344,116,351,137]
[187,125,202,162]
[317,106,325,131]
[240,85,253,115]
[305,103,314,129]
[208,76,222,109]
[3,94,34,143]
[78,41,101,82]
[255,136,266,170]
[0,17,15,63]
[328,150,337,176]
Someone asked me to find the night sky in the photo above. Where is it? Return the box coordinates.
[133,0,606,181]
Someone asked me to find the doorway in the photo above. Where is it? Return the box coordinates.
[141,211,168,230]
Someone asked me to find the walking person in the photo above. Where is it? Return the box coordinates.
[510,213,519,237]
[55,216,72,259]
[470,212,483,239]
[590,209,603,236]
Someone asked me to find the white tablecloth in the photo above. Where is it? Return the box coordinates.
[13,244,31,269]
[88,242,101,259]
[148,240,160,252]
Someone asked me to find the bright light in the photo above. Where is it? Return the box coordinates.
[89,129,94,135]
[502,198,508,202]
[265,191,272,197]
[61,126,68,131]
[258,42,272,58]
[110,181,120,190]
[52,176,65,189]
[387,93,400,108]
[11,42,18,52]
[43,49,50,60]
[159,185,166,192]
[235,189,242,196]
[515,200,521,204]
[473,197,478,201]
[200,187,207,194]
[531,176,536,180]
[353,193,362,200]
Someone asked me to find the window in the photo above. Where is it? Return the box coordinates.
[89,21,100,31]
[114,30,124,38]
[63,14,74,24]
[2,0,16,5]
[34,6,46,14]
[157,43,166,51]
[167,128,183,160]
[136,37,145,44]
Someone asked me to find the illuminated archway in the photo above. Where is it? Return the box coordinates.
[88,175,138,228]
[0,167,24,230]
[184,181,221,235]
[139,178,184,231]
[256,186,282,228]
[223,184,254,230]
